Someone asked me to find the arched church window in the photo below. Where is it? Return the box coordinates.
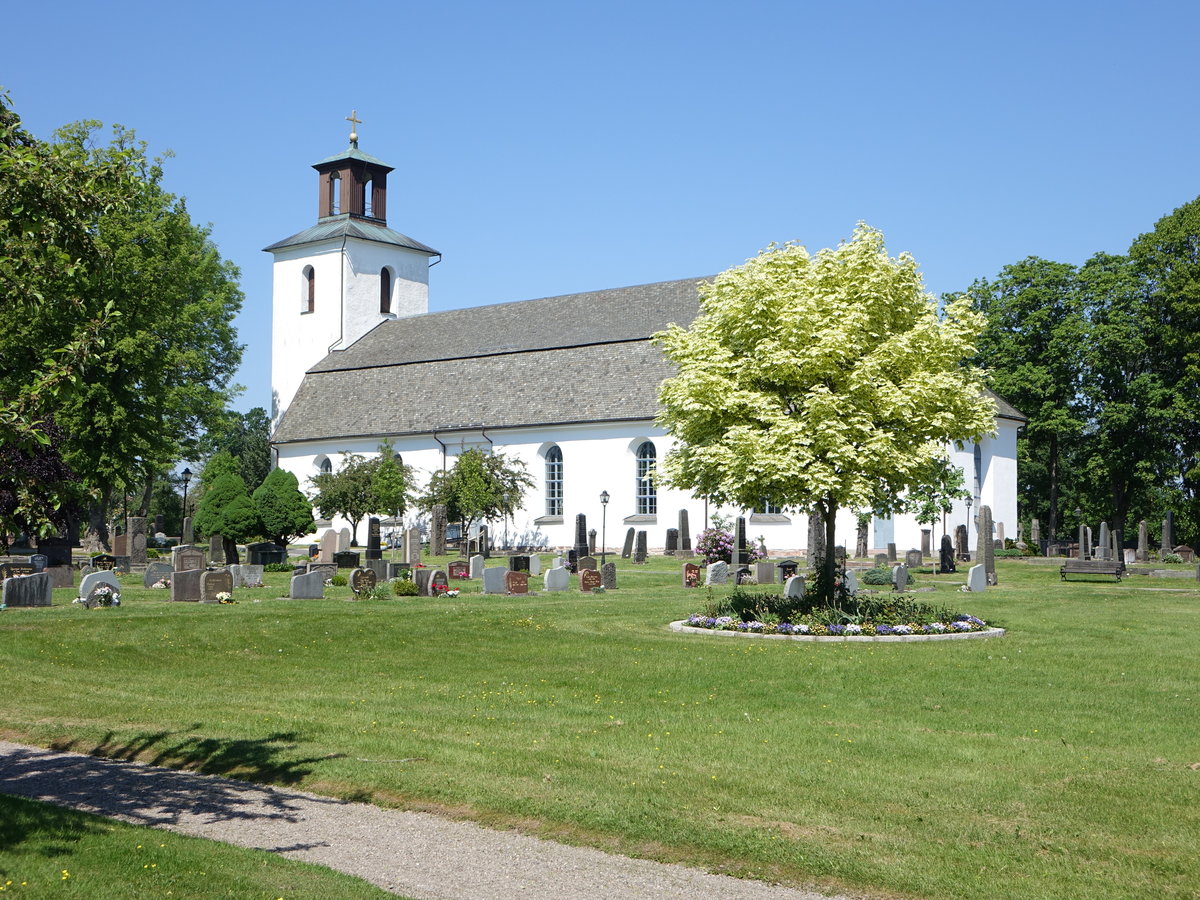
[545,446,563,517]
[380,267,393,314]
[316,456,332,475]
[330,173,341,215]
[302,265,315,314]
[362,177,373,218]
[635,441,657,515]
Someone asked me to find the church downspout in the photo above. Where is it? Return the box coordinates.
[432,431,447,472]
[327,233,349,354]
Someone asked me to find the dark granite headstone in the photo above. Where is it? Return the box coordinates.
[577,556,597,572]
[856,520,869,559]
[979,505,997,585]
[91,554,117,571]
[566,549,578,573]
[430,504,448,557]
[633,531,648,564]
[387,562,412,580]
[351,567,378,594]
[776,559,798,582]
[29,554,48,573]
[366,517,382,560]
[429,570,449,595]
[508,555,531,573]
[886,542,897,562]
[39,537,72,568]
[938,534,956,574]
[573,514,589,562]
[200,568,233,604]
[732,517,747,568]
[588,528,597,555]
[170,568,203,602]
[664,528,679,556]
[580,569,602,592]
[2,572,52,607]
[333,550,360,569]
[144,561,174,587]
[621,527,635,559]
[246,542,287,566]
[209,533,226,566]
[172,546,205,572]
[678,509,691,553]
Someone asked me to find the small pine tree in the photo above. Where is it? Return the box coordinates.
[193,472,261,543]
[253,467,314,546]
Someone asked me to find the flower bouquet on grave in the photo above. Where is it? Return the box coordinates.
[150,577,170,589]
[216,591,236,604]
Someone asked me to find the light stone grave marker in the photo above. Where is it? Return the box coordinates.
[544,567,569,592]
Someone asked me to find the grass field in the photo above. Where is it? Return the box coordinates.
[1,555,1197,899]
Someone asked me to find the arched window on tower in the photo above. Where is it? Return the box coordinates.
[635,441,657,515]
[380,267,392,314]
[302,265,315,314]
[362,177,373,218]
[545,446,563,517]
[329,173,341,215]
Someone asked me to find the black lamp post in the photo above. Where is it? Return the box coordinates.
[599,490,609,567]
[180,467,192,539]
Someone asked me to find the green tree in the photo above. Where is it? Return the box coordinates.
[967,257,1088,541]
[201,407,271,493]
[654,225,995,606]
[193,472,261,546]
[0,114,244,551]
[310,454,377,545]
[252,468,314,547]
[420,449,533,540]
[372,441,410,521]
[904,456,970,540]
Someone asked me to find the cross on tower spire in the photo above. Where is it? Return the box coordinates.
[346,109,361,147]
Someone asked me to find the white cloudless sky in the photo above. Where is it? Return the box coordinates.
[6,0,1198,413]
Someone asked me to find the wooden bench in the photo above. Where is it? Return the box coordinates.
[1060,559,1124,581]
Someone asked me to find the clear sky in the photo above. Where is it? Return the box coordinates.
[6,1,1198,414]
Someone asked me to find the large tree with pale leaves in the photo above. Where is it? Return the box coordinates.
[653,225,996,605]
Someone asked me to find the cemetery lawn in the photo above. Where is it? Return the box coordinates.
[2,557,1197,900]
[0,793,404,898]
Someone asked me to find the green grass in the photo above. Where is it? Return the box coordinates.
[2,556,1198,899]
[0,793,404,898]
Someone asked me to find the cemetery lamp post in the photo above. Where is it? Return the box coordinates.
[965,496,973,552]
[599,490,609,567]
[181,467,192,536]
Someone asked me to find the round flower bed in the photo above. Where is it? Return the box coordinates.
[676,613,1000,640]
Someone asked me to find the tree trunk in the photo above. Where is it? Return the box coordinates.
[1048,433,1059,540]
[818,497,838,608]
[82,492,113,553]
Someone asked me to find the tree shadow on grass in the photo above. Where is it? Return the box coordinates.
[0,731,346,833]
[0,792,108,860]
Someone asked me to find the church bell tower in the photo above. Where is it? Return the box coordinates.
[265,111,440,430]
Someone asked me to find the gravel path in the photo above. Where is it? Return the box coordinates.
[0,741,850,900]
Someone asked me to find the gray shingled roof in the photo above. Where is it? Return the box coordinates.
[272,275,1026,444]
[263,216,440,255]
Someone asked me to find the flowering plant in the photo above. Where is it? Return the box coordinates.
[684,612,990,637]
[216,592,235,604]
[74,584,121,608]
[444,589,460,598]
[694,527,768,565]
[150,578,170,589]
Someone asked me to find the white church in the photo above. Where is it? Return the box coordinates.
[267,130,1024,556]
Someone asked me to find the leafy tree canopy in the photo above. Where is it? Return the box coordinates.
[200,407,271,493]
[654,225,995,604]
[420,448,533,534]
[252,467,313,547]
[193,472,260,544]
[310,454,377,545]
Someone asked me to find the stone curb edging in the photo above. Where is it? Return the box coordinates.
[669,621,1005,642]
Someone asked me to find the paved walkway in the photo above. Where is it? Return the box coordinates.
[0,741,849,900]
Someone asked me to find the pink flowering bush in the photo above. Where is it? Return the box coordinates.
[694,527,767,564]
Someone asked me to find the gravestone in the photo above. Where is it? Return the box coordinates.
[955,524,969,561]
[874,553,888,568]
[732,517,748,568]
[430,504,448,557]
[966,564,986,592]
[128,517,147,566]
[469,555,485,579]
[621,528,635,559]
[566,550,579,573]
[996,522,1005,545]
[1123,548,1137,565]
[580,569,602,592]
[290,570,325,599]
[508,555,531,573]
[886,543,897,563]
[1164,512,1175,552]
[843,569,858,595]
[170,569,203,602]
[47,566,73,589]
[979,505,997,585]
[573,514,589,562]
[338,527,352,552]
[79,565,96,578]
[544,566,570,592]
[783,575,805,600]
[247,542,286,566]
[938,534,956,574]
[428,569,449,594]
[588,529,597,555]
[414,568,434,595]
[29,554,48,573]
[664,528,679,556]
[333,551,360,569]
[1137,520,1149,561]
[40,537,72,568]
[236,564,266,588]
[112,534,128,556]
[678,509,691,553]
[529,556,542,576]
[386,562,411,580]
[552,556,565,570]
[506,570,530,594]
[143,561,174,587]
[209,533,226,566]
[577,556,597,572]
[477,525,489,558]
[172,546,204,573]
[79,570,121,601]
[319,530,338,564]
[633,531,648,565]
[350,567,378,595]
[905,549,922,568]
[776,559,798,582]
[682,562,701,587]
[1085,525,1093,559]
[601,562,617,590]
[754,561,775,585]
[366,517,382,560]
[182,515,194,545]
[1174,545,1195,563]
[405,527,422,565]
[891,563,908,591]
[113,556,131,575]
[482,567,507,594]
[200,569,233,604]
[448,560,469,579]
[920,529,932,558]
[1078,521,1087,560]
[0,559,34,579]
[856,520,869,559]
[705,561,728,585]
[92,554,118,571]
[1031,518,1041,548]
[3,572,53,607]
[365,559,387,582]
[1098,522,1111,560]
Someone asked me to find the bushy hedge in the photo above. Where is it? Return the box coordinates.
[392,578,419,596]
[708,588,962,629]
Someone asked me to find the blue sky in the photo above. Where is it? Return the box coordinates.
[6,1,1198,415]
